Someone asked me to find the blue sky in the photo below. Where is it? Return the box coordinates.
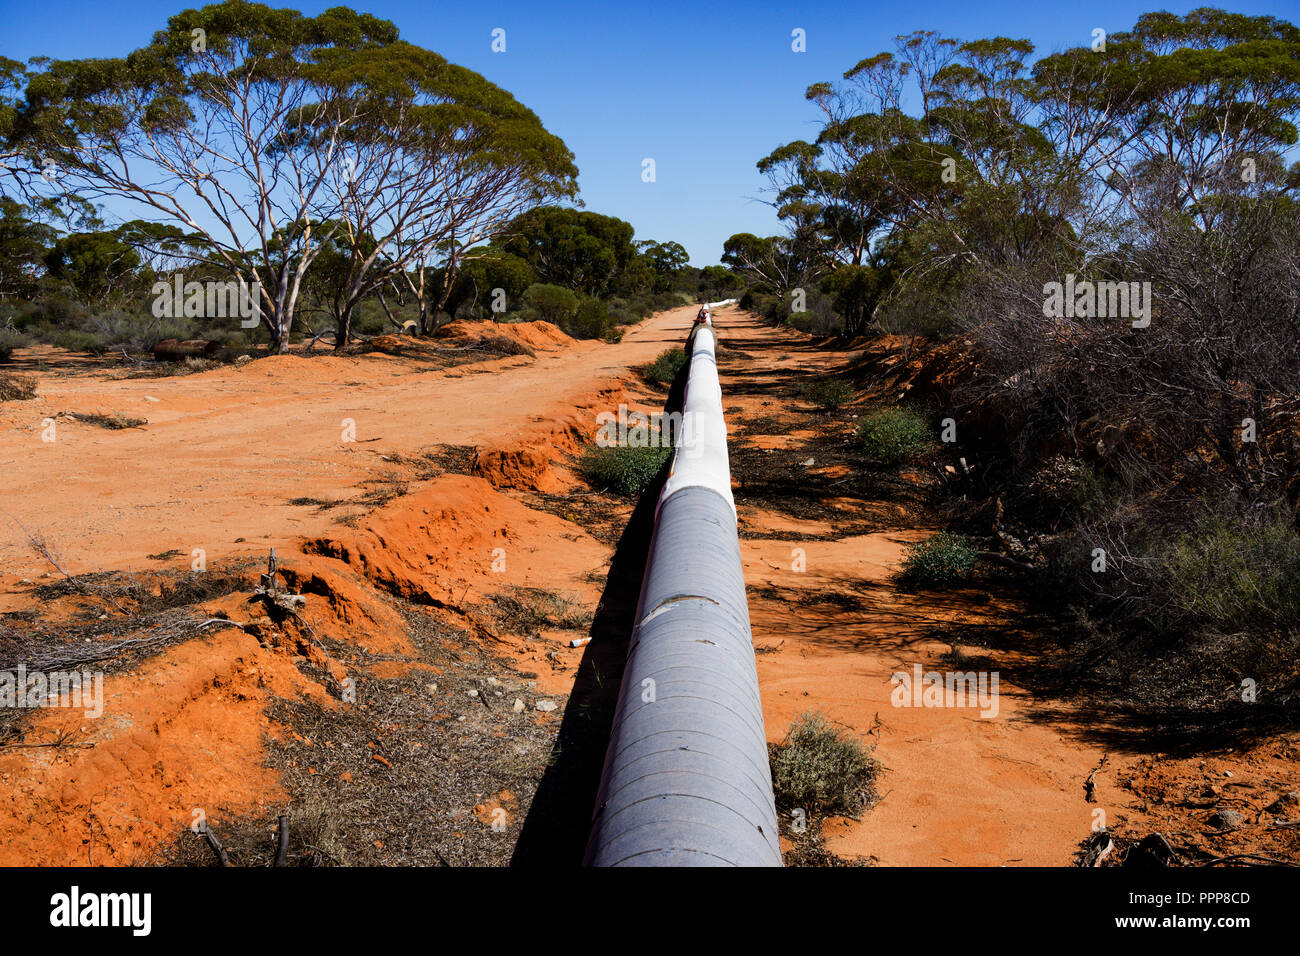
[2,0,1296,263]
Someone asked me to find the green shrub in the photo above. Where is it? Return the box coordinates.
[856,405,932,464]
[504,306,543,325]
[786,286,844,335]
[522,283,579,326]
[566,298,616,340]
[1151,513,1300,636]
[208,328,248,348]
[0,328,29,362]
[802,378,854,410]
[1025,455,1108,528]
[354,310,388,336]
[49,329,108,355]
[87,309,170,348]
[740,291,785,324]
[650,290,692,312]
[900,532,978,587]
[578,444,671,496]
[769,712,877,816]
[638,348,688,386]
[606,296,653,325]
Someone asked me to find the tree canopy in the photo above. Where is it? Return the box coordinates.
[11,1,578,348]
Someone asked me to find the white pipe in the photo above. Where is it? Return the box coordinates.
[584,317,781,867]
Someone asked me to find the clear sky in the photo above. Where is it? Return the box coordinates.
[2,0,1296,263]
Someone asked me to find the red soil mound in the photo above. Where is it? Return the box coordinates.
[0,551,413,866]
[437,319,572,350]
[469,385,626,493]
[0,628,326,865]
[302,473,606,608]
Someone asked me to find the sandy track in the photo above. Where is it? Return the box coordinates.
[0,308,694,575]
[706,308,1114,865]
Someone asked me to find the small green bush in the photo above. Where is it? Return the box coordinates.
[522,283,579,327]
[650,290,692,312]
[578,444,671,496]
[1151,513,1300,636]
[802,379,854,410]
[900,532,978,587]
[0,328,30,362]
[785,287,844,335]
[741,291,785,324]
[354,310,388,336]
[1025,455,1108,527]
[49,329,108,355]
[638,348,688,386]
[84,309,159,348]
[606,296,653,325]
[856,405,932,464]
[769,712,877,816]
[566,298,616,340]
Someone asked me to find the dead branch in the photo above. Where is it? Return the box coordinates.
[274,814,290,866]
[203,826,231,867]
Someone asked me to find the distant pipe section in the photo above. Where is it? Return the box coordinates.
[583,309,781,867]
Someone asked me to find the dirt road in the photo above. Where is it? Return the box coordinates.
[0,308,691,575]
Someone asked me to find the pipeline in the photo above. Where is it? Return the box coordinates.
[583,303,781,867]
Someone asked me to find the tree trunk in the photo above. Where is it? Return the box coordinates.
[335,307,352,350]
[377,290,398,330]
[276,306,294,353]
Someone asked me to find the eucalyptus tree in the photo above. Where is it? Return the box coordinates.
[636,239,689,292]
[720,232,817,298]
[15,3,571,351]
[0,196,57,301]
[0,56,40,197]
[17,2,412,350]
[795,31,1080,278]
[781,11,1299,279]
[501,208,636,297]
[299,41,576,344]
[1033,9,1300,233]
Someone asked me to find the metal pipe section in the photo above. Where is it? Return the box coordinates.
[584,311,781,867]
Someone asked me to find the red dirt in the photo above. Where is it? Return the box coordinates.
[0,303,1293,866]
[437,318,573,351]
[0,309,693,864]
[0,627,324,865]
[303,472,608,621]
